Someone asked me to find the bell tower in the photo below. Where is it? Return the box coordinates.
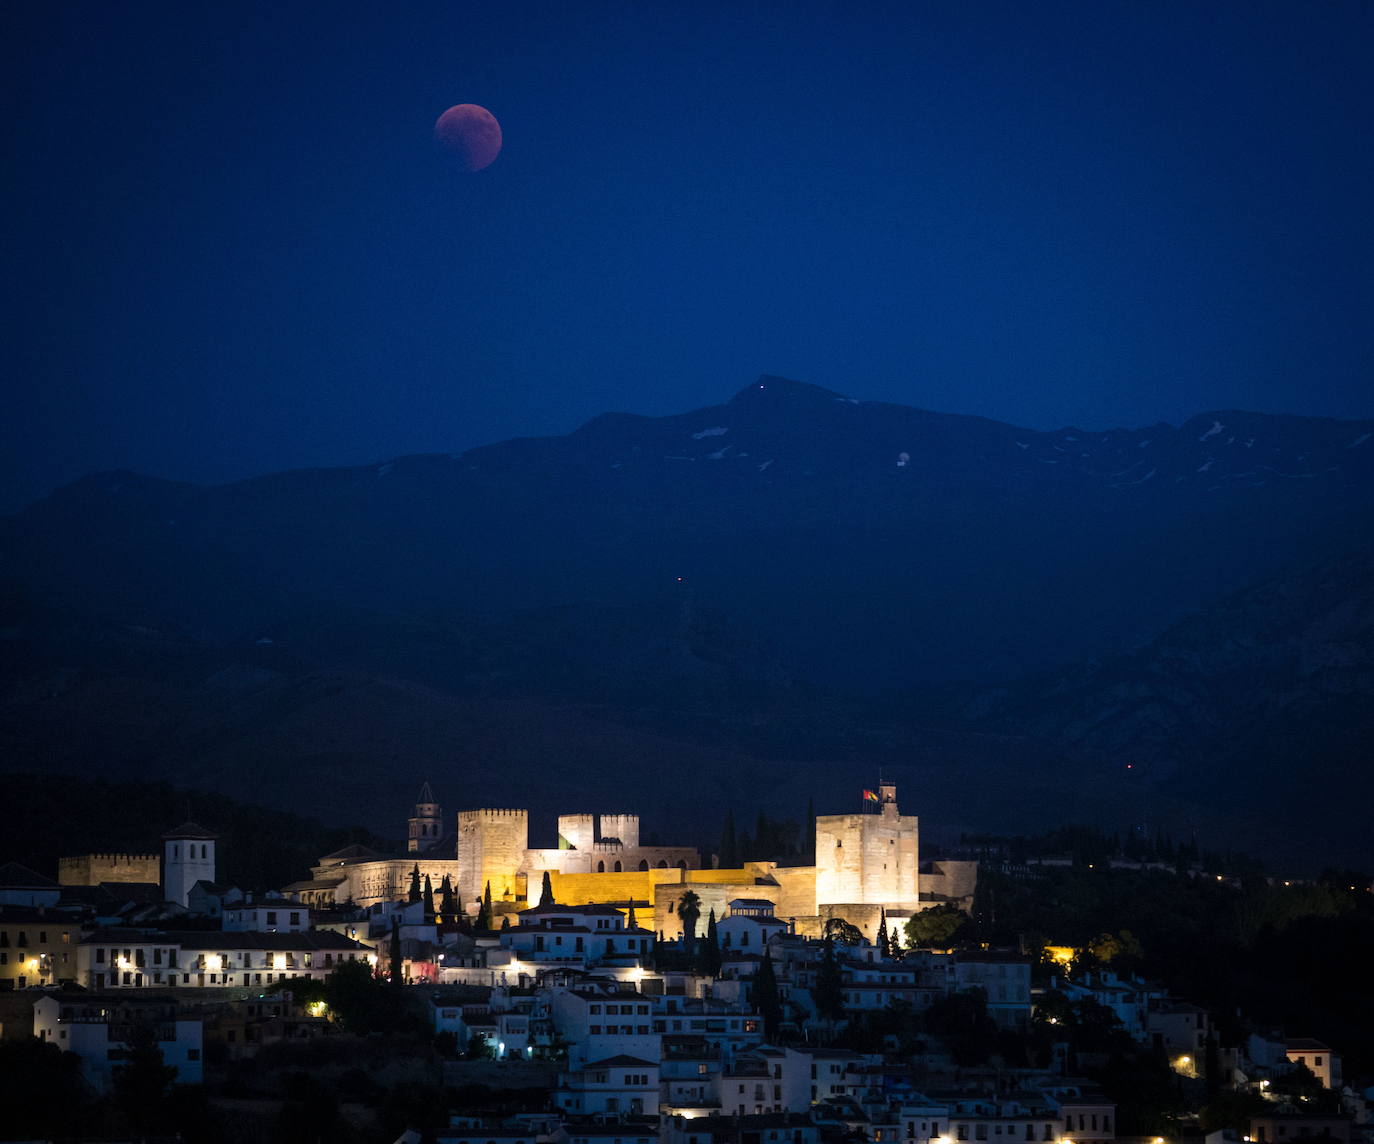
[163,821,217,908]
[408,782,442,854]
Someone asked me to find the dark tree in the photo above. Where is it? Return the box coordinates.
[389,916,404,987]
[0,1038,91,1138]
[407,863,422,904]
[439,874,457,920]
[906,903,968,948]
[823,917,864,945]
[541,869,555,904]
[477,881,494,930]
[925,988,998,1066]
[752,950,782,1040]
[678,889,701,951]
[814,935,845,1021]
[112,1024,178,1130]
[877,909,891,958]
[698,908,722,976]
[423,873,436,919]
[720,810,738,868]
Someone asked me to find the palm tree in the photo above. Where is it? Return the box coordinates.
[678,890,702,951]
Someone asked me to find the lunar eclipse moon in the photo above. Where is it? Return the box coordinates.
[434,104,502,171]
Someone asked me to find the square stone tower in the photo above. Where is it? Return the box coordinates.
[557,813,596,851]
[814,783,918,909]
[597,813,640,849]
[457,808,528,911]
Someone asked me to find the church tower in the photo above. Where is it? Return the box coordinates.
[163,821,217,908]
[408,782,442,854]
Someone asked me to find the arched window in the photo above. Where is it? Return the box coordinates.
[614,861,622,872]
[657,860,668,869]
[677,859,687,870]
[638,860,649,871]
[597,861,605,873]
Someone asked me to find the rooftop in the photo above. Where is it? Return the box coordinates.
[162,821,218,841]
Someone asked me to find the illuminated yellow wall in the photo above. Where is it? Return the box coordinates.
[541,864,785,910]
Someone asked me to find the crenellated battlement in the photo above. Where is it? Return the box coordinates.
[58,853,161,887]
[64,852,157,862]
[458,808,528,822]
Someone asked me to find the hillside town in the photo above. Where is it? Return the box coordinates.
[1,783,1368,1144]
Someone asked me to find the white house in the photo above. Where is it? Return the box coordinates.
[223,897,310,933]
[544,979,661,1069]
[80,927,373,989]
[33,994,202,1093]
[555,1054,660,1117]
[502,903,654,969]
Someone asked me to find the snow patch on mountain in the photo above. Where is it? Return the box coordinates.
[692,426,729,439]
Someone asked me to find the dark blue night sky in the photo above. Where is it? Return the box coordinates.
[5,1,1372,511]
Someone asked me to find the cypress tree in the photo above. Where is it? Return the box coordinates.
[407,864,421,904]
[752,950,782,1041]
[541,869,555,905]
[423,874,436,919]
[477,881,494,930]
[439,875,456,920]
[720,810,738,868]
[699,908,722,976]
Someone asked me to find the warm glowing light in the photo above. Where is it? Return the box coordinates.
[273,953,287,970]
[307,1001,328,1017]
[205,954,223,972]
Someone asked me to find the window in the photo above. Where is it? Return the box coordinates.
[266,912,278,925]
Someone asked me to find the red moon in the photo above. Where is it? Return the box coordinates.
[434,104,502,171]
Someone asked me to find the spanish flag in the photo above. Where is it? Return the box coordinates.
[863,789,880,802]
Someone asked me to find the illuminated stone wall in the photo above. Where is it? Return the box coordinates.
[336,858,460,909]
[57,853,160,887]
[557,813,596,851]
[814,785,918,909]
[597,813,640,849]
[457,808,528,910]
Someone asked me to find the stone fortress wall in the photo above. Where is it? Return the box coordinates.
[303,783,966,926]
[58,853,161,887]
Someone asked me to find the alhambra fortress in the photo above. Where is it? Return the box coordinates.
[285,782,977,940]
